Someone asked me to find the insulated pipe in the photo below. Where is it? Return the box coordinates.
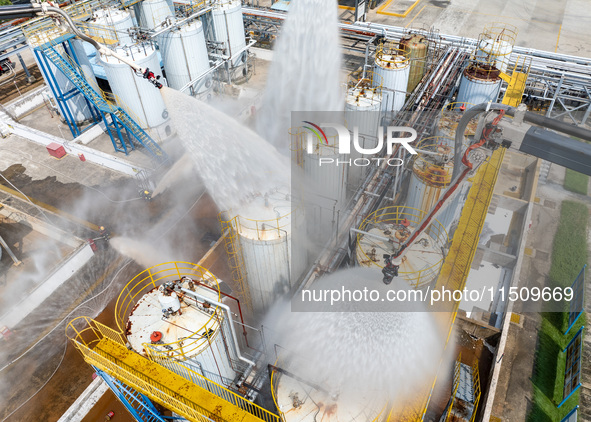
[452,102,591,180]
[180,288,256,368]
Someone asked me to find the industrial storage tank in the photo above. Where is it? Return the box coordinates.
[345,72,382,190]
[399,33,428,94]
[220,187,306,318]
[32,42,96,124]
[405,136,463,230]
[271,359,386,422]
[456,64,502,108]
[436,102,478,139]
[373,42,409,112]
[476,23,517,74]
[290,126,348,227]
[211,0,247,65]
[356,206,448,288]
[100,43,170,132]
[136,0,174,30]
[115,262,251,387]
[158,20,212,95]
[89,8,134,45]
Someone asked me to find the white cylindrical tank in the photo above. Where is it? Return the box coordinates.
[405,139,460,230]
[90,8,134,45]
[158,21,211,93]
[33,43,96,124]
[212,0,247,66]
[100,44,168,129]
[70,39,100,93]
[456,65,502,107]
[123,265,242,387]
[373,44,409,112]
[229,187,305,317]
[137,0,174,30]
[344,80,382,189]
[356,206,448,289]
[476,38,513,74]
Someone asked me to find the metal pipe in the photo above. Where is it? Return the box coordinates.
[180,288,256,367]
[350,228,390,243]
[149,6,213,38]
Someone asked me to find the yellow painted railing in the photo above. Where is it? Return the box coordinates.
[67,316,280,422]
[356,205,449,288]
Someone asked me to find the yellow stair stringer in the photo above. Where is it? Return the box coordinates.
[72,331,276,422]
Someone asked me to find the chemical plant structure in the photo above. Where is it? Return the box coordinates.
[0,1,590,422]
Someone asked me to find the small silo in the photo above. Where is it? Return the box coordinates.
[476,23,517,74]
[221,187,306,318]
[89,8,134,45]
[405,136,462,230]
[356,206,448,289]
[436,102,478,140]
[100,43,169,132]
[136,0,174,30]
[344,72,382,189]
[399,34,428,94]
[211,0,247,66]
[116,262,250,387]
[456,64,502,108]
[158,20,212,95]
[373,42,409,113]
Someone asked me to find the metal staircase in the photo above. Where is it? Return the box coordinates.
[67,317,279,422]
[37,38,168,162]
[500,56,531,107]
[95,368,168,422]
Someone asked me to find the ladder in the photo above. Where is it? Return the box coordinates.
[37,37,168,163]
[67,317,280,422]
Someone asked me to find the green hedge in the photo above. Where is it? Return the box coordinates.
[528,201,588,422]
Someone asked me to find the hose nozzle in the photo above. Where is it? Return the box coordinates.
[142,68,162,89]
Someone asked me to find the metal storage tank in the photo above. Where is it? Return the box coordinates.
[158,20,212,95]
[291,127,348,222]
[115,262,251,387]
[373,43,409,112]
[399,34,428,94]
[221,187,306,317]
[100,44,169,130]
[271,358,386,422]
[476,23,517,74]
[211,0,247,66]
[70,39,100,93]
[356,206,448,288]
[90,8,134,45]
[436,102,478,140]
[136,0,174,30]
[456,64,502,108]
[405,136,461,230]
[32,41,96,124]
[344,72,382,189]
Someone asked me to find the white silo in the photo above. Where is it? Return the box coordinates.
[356,206,448,289]
[158,20,212,95]
[475,23,517,74]
[291,127,348,229]
[100,44,169,131]
[456,64,502,106]
[90,8,134,45]
[211,0,247,66]
[32,41,96,124]
[373,43,409,113]
[345,72,382,189]
[136,0,174,30]
[405,137,461,230]
[221,187,306,318]
[117,262,251,387]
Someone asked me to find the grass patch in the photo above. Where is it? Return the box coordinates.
[564,168,588,195]
[528,201,589,422]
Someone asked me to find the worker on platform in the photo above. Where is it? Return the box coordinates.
[382,254,402,285]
